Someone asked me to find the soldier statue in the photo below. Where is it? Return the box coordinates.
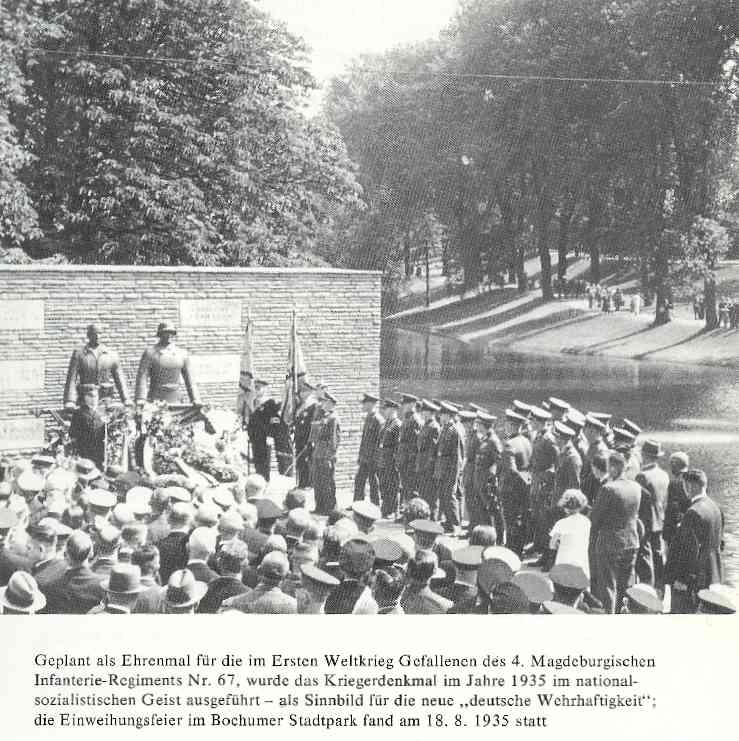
[63,324,130,409]
[135,322,201,405]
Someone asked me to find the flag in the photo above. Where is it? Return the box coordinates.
[281,310,308,426]
[237,315,256,424]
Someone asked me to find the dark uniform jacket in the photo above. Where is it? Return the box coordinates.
[135,342,200,405]
[398,412,422,468]
[64,344,129,405]
[531,431,558,474]
[70,406,106,470]
[663,478,689,545]
[555,442,583,498]
[157,530,190,584]
[434,422,463,482]
[473,434,503,493]
[665,495,723,590]
[248,399,294,477]
[0,544,33,587]
[221,583,298,614]
[198,575,248,614]
[416,419,441,474]
[313,412,340,463]
[636,464,670,534]
[506,434,532,471]
[357,410,384,464]
[499,469,531,520]
[324,579,378,614]
[377,417,401,470]
[401,583,453,615]
[590,477,641,552]
[187,560,219,585]
[294,400,318,458]
[46,565,106,614]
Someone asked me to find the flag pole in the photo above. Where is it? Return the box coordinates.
[246,307,252,474]
[291,307,298,486]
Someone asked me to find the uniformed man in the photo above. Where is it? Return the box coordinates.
[498,446,531,556]
[504,409,533,471]
[548,397,570,423]
[64,324,130,408]
[620,418,642,479]
[467,412,502,532]
[377,399,402,518]
[459,409,479,509]
[434,402,463,534]
[529,405,558,553]
[415,400,441,517]
[612,427,638,479]
[353,394,383,506]
[512,400,533,440]
[69,384,106,470]
[247,382,293,480]
[554,421,583,499]
[442,545,484,612]
[581,415,610,502]
[312,391,340,515]
[397,394,422,504]
[135,322,200,405]
[293,382,319,488]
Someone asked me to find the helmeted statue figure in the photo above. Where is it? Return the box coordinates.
[135,322,201,405]
[63,324,130,409]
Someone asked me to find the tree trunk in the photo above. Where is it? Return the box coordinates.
[652,249,671,326]
[538,228,553,301]
[557,209,573,281]
[704,274,718,329]
[589,246,601,284]
[403,234,412,279]
[516,244,527,293]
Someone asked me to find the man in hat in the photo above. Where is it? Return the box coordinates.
[46,531,105,614]
[548,397,570,423]
[0,571,46,614]
[163,569,207,614]
[325,538,378,614]
[504,410,533,471]
[663,452,690,550]
[198,539,249,613]
[353,394,383,506]
[64,323,130,408]
[401,550,453,615]
[297,563,340,614]
[220,551,297,614]
[90,563,147,614]
[373,566,406,614]
[398,394,422,505]
[186,527,219,584]
[439,545,483,611]
[581,415,609,490]
[69,384,107,470]
[135,322,200,405]
[549,563,590,610]
[91,523,122,579]
[378,399,402,518]
[554,421,582,499]
[529,407,557,553]
[458,409,479,511]
[696,587,736,615]
[468,413,502,532]
[434,403,464,535]
[665,469,724,614]
[512,571,554,613]
[623,584,663,614]
[351,500,381,536]
[27,520,68,602]
[497,446,531,557]
[589,452,641,613]
[293,381,319,488]
[416,400,441,517]
[157,503,193,583]
[312,392,340,515]
[635,440,670,591]
[130,545,165,614]
[612,426,639,480]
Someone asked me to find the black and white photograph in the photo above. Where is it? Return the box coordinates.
[0,0,737,625]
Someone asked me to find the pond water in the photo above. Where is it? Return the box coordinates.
[381,327,739,586]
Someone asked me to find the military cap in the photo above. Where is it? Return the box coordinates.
[476,412,497,427]
[255,499,282,521]
[169,501,194,523]
[542,600,585,614]
[45,468,75,493]
[626,584,663,614]
[323,390,337,404]
[361,393,380,404]
[588,411,612,424]
[420,398,440,413]
[212,487,235,510]
[548,397,570,413]
[438,401,457,414]
[512,571,554,605]
[163,486,191,504]
[400,393,419,404]
[566,409,586,430]
[431,398,442,407]
[301,563,340,589]
[477,558,514,595]
[489,582,531,614]
[621,418,641,437]
[0,571,46,614]
[553,421,576,439]
[669,451,690,470]
[0,508,17,530]
[96,522,122,548]
[31,455,56,470]
[387,532,415,562]
[157,321,177,335]
[541,400,552,411]
[452,545,484,571]
[468,403,489,414]
[409,519,444,537]
[218,509,244,533]
[612,427,636,445]
[165,569,207,608]
[111,503,135,528]
[339,538,376,577]
[584,414,606,431]
[0,482,11,499]
[382,398,400,409]
[372,538,404,568]
[87,488,117,510]
[530,406,552,422]
[16,470,44,494]
[75,458,101,478]
[28,520,58,543]
[549,564,589,591]
[352,500,381,522]
[641,439,664,458]
[458,409,477,421]
[683,468,708,487]
[39,517,72,538]
[697,587,736,615]
[512,400,532,416]
[102,564,146,595]
[482,545,522,573]
[286,507,312,535]
[505,409,527,424]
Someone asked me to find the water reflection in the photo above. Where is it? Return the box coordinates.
[381,326,739,586]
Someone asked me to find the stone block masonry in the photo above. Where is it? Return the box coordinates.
[0,265,382,493]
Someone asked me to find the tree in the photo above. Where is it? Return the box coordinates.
[8,0,360,264]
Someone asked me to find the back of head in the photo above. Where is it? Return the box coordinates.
[236,502,258,529]
[258,550,289,582]
[374,566,406,605]
[407,550,437,583]
[66,531,93,564]
[217,539,249,574]
[188,527,217,561]
[244,473,267,500]
[469,525,497,547]
[132,545,159,576]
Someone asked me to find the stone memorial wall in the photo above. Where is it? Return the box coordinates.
[0,265,381,491]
